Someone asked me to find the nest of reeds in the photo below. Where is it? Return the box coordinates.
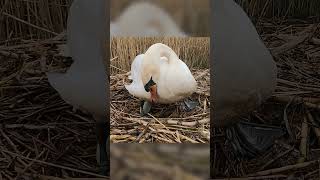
[110,37,210,143]
[212,19,320,179]
[110,69,210,143]
[0,36,110,178]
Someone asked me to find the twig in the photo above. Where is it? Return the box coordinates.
[15,149,46,178]
[283,97,294,142]
[307,110,320,145]
[250,160,318,176]
[271,25,315,56]
[2,12,58,35]
[0,128,19,153]
[0,50,29,59]
[258,147,294,171]
[272,95,320,110]
[2,150,108,178]
[4,124,56,130]
[212,174,287,180]
[298,116,309,163]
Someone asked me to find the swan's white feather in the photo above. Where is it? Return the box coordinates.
[125,43,197,104]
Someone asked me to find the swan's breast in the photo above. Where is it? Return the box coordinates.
[125,54,151,100]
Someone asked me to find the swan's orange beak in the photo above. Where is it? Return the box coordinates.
[149,84,157,103]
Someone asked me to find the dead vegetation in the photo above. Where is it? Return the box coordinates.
[0,35,111,178]
[0,0,72,42]
[1,1,110,178]
[110,37,210,143]
[236,0,320,18]
[212,19,320,179]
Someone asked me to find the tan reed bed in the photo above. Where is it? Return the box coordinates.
[212,20,320,178]
[110,37,210,143]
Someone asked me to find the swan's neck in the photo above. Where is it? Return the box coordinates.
[145,43,179,65]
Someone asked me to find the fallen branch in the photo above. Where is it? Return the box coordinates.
[1,150,108,178]
[298,116,309,163]
[3,124,56,130]
[250,160,318,176]
[271,25,316,56]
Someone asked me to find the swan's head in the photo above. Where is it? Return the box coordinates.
[143,76,157,103]
[141,62,159,103]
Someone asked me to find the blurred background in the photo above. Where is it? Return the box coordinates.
[110,144,209,180]
[1,0,320,42]
[110,0,210,36]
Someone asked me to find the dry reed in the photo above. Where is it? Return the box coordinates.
[110,37,209,74]
[0,35,111,178]
[236,0,320,18]
[0,0,72,43]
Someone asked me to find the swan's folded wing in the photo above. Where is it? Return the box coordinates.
[47,62,107,117]
[129,54,144,81]
[47,72,77,109]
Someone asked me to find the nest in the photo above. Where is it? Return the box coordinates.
[110,69,210,143]
[0,36,209,178]
[0,38,110,178]
[110,37,210,143]
[212,19,320,178]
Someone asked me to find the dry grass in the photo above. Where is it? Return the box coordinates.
[110,37,210,143]
[0,0,72,42]
[110,37,209,74]
[110,144,209,179]
[236,0,320,18]
[212,20,320,179]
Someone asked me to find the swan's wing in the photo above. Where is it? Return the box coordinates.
[67,0,106,66]
[125,54,150,100]
[213,0,276,91]
[47,0,107,117]
[129,54,144,81]
[57,44,70,57]
[212,0,277,125]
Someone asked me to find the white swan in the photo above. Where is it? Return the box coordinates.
[110,2,187,37]
[125,43,197,114]
[212,0,277,127]
[46,0,108,176]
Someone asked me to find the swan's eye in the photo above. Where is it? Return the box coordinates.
[144,77,156,92]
